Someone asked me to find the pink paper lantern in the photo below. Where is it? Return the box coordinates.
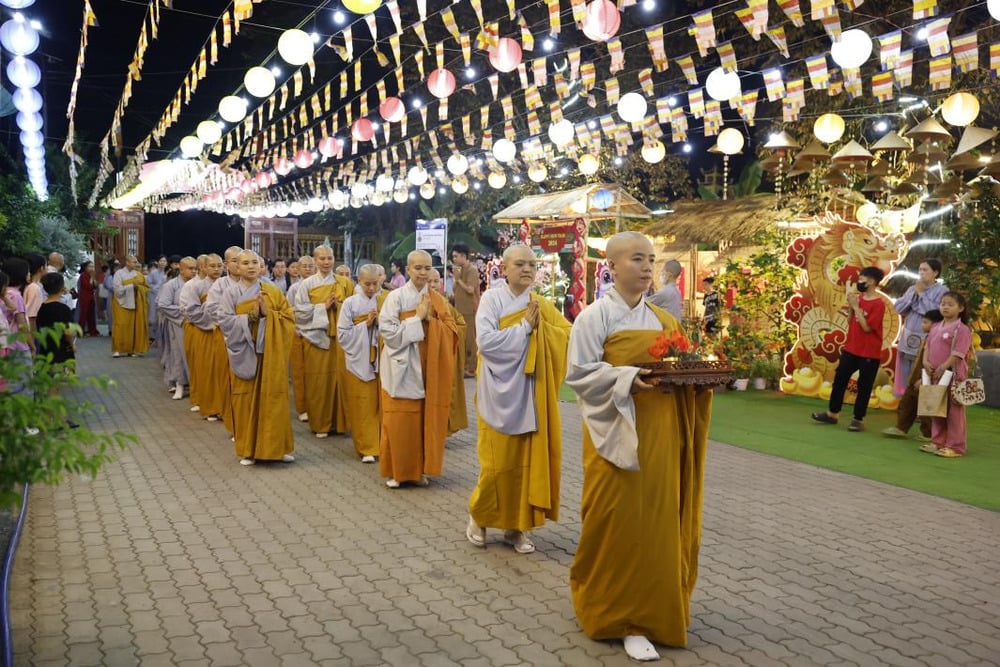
[274,156,292,176]
[352,118,375,142]
[226,187,243,202]
[294,148,315,169]
[489,37,522,73]
[582,0,620,42]
[427,68,456,99]
[379,97,405,123]
[318,135,341,158]
[240,179,254,194]
[255,171,272,188]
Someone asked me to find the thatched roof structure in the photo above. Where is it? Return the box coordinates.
[643,195,793,244]
[493,183,652,224]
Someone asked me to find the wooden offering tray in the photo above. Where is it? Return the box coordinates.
[635,359,735,386]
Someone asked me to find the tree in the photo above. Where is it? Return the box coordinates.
[37,215,90,269]
[945,188,1000,333]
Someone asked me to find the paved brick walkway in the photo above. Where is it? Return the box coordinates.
[10,337,1000,666]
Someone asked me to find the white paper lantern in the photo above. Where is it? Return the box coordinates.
[308,197,324,212]
[941,92,980,127]
[641,140,666,164]
[420,182,436,199]
[370,192,386,206]
[19,130,43,148]
[528,164,548,182]
[578,153,599,175]
[375,173,395,192]
[447,153,469,175]
[492,138,517,163]
[407,165,429,186]
[548,119,575,147]
[15,111,42,132]
[24,156,43,170]
[290,201,306,216]
[488,171,507,189]
[22,144,43,159]
[278,29,313,66]
[717,128,745,155]
[5,56,40,88]
[393,188,409,204]
[617,92,647,123]
[990,0,1000,20]
[813,113,845,144]
[218,96,247,123]
[180,135,203,158]
[452,177,469,194]
[351,182,370,199]
[196,120,222,144]
[0,1,37,8]
[244,67,276,98]
[705,67,741,101]
[11,87,41,113]
[0,18,39,56]
[830,29,873,69]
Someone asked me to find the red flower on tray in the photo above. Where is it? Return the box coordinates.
[648,330,693,359]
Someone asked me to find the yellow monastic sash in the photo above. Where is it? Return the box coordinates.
[448,305,469,434]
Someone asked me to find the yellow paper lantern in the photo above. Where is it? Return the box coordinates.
[451,176,469,194]
[343,0,382,14]
[447,153,469,175]
[218,96,247,123]
[814,113,845,144]
[528,164,548,182]
[420,182,435,199]
[941,92,980,127]
[180,135,202,158]
[717,128,745,155]
[488,171,507,189]
[578,153,599,175]
[641,140,666,164]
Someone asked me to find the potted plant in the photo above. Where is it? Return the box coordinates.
[749,358,769,390]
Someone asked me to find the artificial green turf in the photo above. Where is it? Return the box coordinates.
[708,390,1000,512]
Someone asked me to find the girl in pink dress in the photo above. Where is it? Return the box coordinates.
[921,291,973,458]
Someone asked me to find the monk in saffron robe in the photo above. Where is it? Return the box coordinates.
[286,255,316,422]
[216,251,296,466]
[205,246,243,432]
[466,245,570,554]
[111,255,150,357]
[565,232,712,662]
[337,264,384,462]
[291,246,352,437]
[428,269,469,434]
[180,254,220,413]
[158,257,196,400]
[378,250,458,488]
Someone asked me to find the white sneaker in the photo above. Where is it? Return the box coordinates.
[361,455,376,463]
[239,458,255,466]
[112,352,121,358]
[282,454,295,462]
[206,415,220,422]
[385,478,400,488]
[190,405,200,412]
[298,412,309,422]
[466,515,486,548]
[623,636,660,661]
[503,530,535,554]
[172,386,184,400]
[315,432,329,439]
[167,384,176,393]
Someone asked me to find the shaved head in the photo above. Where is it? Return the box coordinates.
[179,256,197,268]
[407,250,432,265]
[358,264,380,279]
[224,246,243,261]
[313,246,333,260]
[429,268,441,279]
[207,253,222,264]
[502,244,534,263]
[605,231,651,261]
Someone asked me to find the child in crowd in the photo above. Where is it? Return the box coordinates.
[921,291,973,459]
[882,309,943,441]
[811,266,886,432]
[35,272,79,372]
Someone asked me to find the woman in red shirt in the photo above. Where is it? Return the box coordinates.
[811,266,886,432]
[76,260,100,336]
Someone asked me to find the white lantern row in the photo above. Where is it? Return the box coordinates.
[2,12,47,199]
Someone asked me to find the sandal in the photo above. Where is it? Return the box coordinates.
[919,443,939,454]
[811,412,838,424]
[935,448,963,458]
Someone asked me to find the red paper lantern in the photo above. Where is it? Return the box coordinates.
[352,118,375,142]
[427,68,456,99]
[255,171,272,188]
[294,148,315,169]
[318,135,341,158]
[274,156,292,176]
[582,0,620,42]
[379,97,405,123]
[489,37,522,73]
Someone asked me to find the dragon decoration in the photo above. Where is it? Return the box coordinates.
[780,213,907,410]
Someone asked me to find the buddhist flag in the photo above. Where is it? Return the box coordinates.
[843,68,862,99]
[991,43,1000,77]
[656,98,671,124]
[605,78,620,105]
[547,0,560,35]
[926,16,951,57]
[820,12,841,41]
[913,0,938,19]
[690,9,716,56]
[767,27,790,58]
[739,90,759,125]
[386,0,402,34]
[734,8,757,40]
[763,68,786,101]
[568,48,581,79]
[608,38,625,73]
[806,54,829,89]
[717,41,737,72]
[878,30,902,70]
[638,68,654,97]
[677,55,697,84]
[669,107,687,143]
[704,101,722,137]
[928,54,951,90]
[414,22,429,52]
[871,72,893,102]
[533,58,547,86]
[441,8,460,43]
[580,63,596,90]
[893,49,913,87]
[778,0,805,27]
[688,88,705,118]
[811,0,836,19]
[952,31,979,72]
[646,26,668,71]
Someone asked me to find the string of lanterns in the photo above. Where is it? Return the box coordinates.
[1,0,47,199]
